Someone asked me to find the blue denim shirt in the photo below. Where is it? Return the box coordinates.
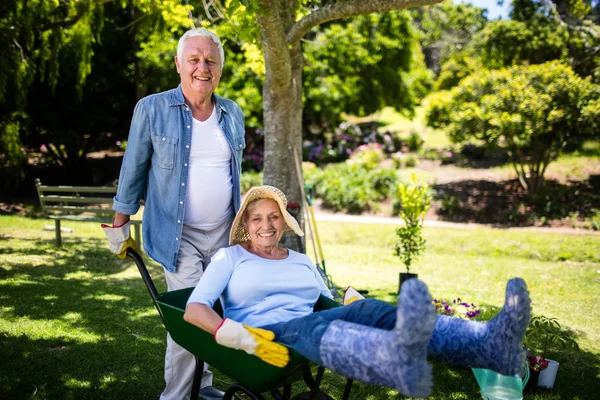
[113,86,245,272]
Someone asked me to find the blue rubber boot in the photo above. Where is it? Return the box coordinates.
[428,278,531,376]
[318,279,436,398]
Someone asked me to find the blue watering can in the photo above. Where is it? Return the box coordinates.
[472,368,530,400]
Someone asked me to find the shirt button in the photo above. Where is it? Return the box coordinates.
[181,183,185,186]
[239,144,242,148]
[179,201,183,205]
[186,145,189,149]
[186,107,189,111]
[177,220,181,224]
[184,163,188,167]
[162,137,166,141]
[175,237,179,241]
[187,125,190,129]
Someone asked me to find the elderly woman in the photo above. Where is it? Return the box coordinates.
[184,186,531,398]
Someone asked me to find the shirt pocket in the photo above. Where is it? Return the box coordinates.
[151,135,178,169]
[234,137,246,152]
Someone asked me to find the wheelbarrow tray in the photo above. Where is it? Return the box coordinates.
[156,287,341,393]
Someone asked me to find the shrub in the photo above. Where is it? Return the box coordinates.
[406,131,425,152]
[425,61,600,196]
[303,121,405,165]
[586,209,600,231]
[347,143,385,170]
[241,171,264,194]
[404,153,418,167]
[310,163,397,213]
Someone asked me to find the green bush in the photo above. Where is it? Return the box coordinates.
[309,163,398,214]
[586,209,600,231]
[404,153,419,167]
[406,131,425,152]
[241,171,264,194]
[347,143,385,170]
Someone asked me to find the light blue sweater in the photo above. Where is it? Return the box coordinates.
[187,245,333,327]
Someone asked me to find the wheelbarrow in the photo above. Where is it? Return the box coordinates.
[127,248,356,400]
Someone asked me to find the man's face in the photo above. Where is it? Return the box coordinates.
[175,36,222,99]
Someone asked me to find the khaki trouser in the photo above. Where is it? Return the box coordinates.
[160,219,231,400]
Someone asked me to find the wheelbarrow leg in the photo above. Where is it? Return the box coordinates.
[341,378,354,400]
[191,356,204,400]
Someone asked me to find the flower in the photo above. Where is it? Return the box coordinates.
[527,353,549,371]
[433,297,480,319]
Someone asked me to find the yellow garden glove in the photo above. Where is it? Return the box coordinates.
[101,220,137,259]
[215,318,290,367]
[343,286,365,305]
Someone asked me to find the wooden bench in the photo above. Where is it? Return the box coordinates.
[35,178,142,247]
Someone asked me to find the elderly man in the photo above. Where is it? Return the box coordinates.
[102,28,245,400]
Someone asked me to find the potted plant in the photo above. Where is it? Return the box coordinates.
[524,315,579,390]
[393,174,431,292]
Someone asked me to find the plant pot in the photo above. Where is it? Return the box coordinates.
[399,272,418,293]
[524,368,540,393]
[537,359,559,389]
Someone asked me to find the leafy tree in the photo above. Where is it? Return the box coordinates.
[434,54,478,90]
[302,11,418,132]
[0,0,195,175]
[0,0,104,171]
[475,0,600,82]
[425,61,600,196]
[411,0,488,75]
[220,0,444,211]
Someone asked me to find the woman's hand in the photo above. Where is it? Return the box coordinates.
[215,319,290,368]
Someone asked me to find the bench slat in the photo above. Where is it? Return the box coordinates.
[41,195,115,204]
[48,215,141,223]
[46,206,115,214]
[38,186,117,194]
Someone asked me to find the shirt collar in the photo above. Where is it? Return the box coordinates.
[170,85,228,114]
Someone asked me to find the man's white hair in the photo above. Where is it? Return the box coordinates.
[177,28,224,70]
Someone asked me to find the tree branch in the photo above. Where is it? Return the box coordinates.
[41,0,112,32]
[287,0,443,46]
[541,0,599,39]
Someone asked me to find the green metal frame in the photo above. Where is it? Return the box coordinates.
[127,249,350,400]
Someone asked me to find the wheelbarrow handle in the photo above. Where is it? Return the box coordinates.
[127,248,165,326]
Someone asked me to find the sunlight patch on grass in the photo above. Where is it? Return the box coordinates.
[99,374,117,389]
[128,308,162,320]
[1,276,44,286]
[0,317,102,343]
[64,271,94,280]
[63,377,92,389]
[82,293,127,302]
[61,312,83,322]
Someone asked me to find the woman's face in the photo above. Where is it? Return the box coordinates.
[244,199,285,250]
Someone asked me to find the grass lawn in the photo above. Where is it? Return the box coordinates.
[376,106,452,150]
[1,216,599,399]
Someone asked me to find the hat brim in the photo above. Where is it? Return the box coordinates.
[229,186,304,246]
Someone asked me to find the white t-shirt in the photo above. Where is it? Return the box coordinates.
[184,106,233,230]
[187,245,333,327]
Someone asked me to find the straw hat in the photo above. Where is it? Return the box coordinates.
[229,185,303,246]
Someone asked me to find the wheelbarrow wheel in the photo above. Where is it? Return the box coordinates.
[291,391,334,400]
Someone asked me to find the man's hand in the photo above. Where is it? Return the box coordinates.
[343,286,365,305]
[101,220,137,259]
[215,319,290,367]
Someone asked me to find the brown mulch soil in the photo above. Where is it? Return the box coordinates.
[430,176,600,228]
